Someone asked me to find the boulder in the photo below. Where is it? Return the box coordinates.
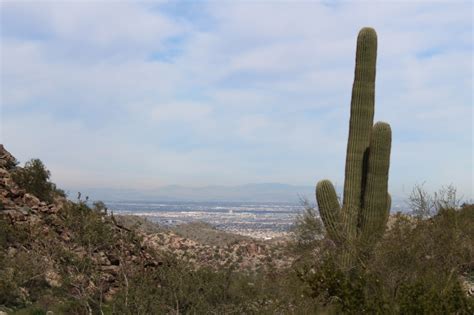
[45,269,62,288]
[0,145,17,169]
[23,193,40,208]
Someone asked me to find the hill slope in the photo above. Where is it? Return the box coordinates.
[0,145,293,314]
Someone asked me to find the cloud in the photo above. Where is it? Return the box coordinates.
[1,1,184,60]
[151,102,212,123]
[1,1,472,198]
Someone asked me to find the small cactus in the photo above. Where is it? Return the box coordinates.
[316,27,392,267]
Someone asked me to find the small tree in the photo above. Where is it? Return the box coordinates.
[408,183,434,218]
[11,158,64,202]
[92,201,108,215]
[408,183,462,218]
[433,184,461,211]
[292,197,324,247]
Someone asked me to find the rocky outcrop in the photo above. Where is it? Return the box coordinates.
[0,145,162,305]
[143,230,290,271]
[0,145,16,170]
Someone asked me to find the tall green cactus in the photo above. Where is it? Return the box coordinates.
[316,27,392,266]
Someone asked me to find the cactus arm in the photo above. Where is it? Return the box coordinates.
[383,193,392,231]
[360,122,392,241]
[316,180,342,242]
[386,193,391,213]
[343,27,377,210]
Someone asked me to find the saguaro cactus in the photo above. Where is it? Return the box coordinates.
[316,27,391,266]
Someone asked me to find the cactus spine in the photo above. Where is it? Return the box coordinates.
[316,28,392,267]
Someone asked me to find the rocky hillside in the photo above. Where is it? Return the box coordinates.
[0,146,164,307]
[115,216,291,271]
[0,145,292,314]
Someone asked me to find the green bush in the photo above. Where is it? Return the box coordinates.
[0,251,48,307]
[292,198,325,249]
[62,200,118,250]
[296,204,474,314]
[11,159,65,203]
[109,257,314,314]
[0,220,30,248]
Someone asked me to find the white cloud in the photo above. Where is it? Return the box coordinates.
[1,1,184,59]
[1,1,472,198]
[151,102,212,123]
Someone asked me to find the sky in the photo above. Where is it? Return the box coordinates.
[0,0,472,199]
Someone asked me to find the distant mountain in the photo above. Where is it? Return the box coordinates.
[64,183,318,203]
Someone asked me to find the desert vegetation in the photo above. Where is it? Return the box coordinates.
[1,150,472,314]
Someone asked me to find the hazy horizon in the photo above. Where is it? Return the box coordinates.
[1,1,472,199]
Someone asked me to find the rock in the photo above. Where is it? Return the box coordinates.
[7,247,17,257]
[0,145,17,169]
[101,265,120,276]
[0,168,9,178]
[45,270,62,288]
[96,251,111,266]
[1,209,26,222]
[18,206,31,215]
[104,287,119,303]
[7,186,24,198]
[23,193,40,208]
[46,206,59,214]
[0,198,15,210]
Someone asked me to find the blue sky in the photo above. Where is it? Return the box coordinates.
[1,1,472,199]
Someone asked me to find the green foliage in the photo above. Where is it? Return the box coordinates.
[315,28,392,267]
[109,258,314,314]
[92,200,108,214]
[3,155,472,313]
[397,279,470,315]
[3,201,472,314]
[11,159,65,203]
[297,204,474,314]
[62,200,118,250]
[292,198,324,248]
[298,257,389,314]
[0,251,48,307]
[0,220,30,248]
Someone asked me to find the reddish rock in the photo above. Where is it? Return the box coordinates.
[1,209,26,221]
[23,193,41,208]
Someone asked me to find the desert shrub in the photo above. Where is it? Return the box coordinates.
[0,220,30,248]
[61,199,123,251]
[296,204,474,314]
[298,257,389,314]
[109,256,314,314]
[397,278,470,315]
[292,198,325,249]
[0,251,48,307]
[110,258,236,314]
[408,183,462,218]
[92,200,108,214]
[372,205,473,285]
[11,159,65,203]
